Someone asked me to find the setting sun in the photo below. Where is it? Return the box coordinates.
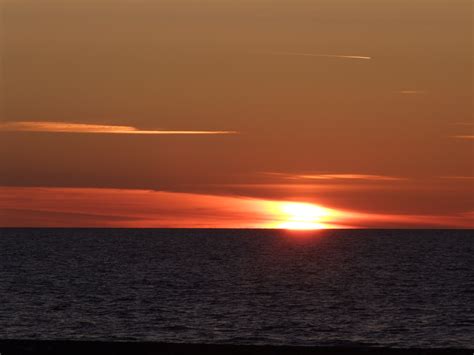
[277,202,332,230]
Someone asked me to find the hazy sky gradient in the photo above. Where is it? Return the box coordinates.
[0,0,472,227]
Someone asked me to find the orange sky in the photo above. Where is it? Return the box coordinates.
[0,0,472,228]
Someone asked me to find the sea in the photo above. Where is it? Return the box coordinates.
[0,228,472,349]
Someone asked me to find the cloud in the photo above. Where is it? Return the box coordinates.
[450,121,473,140]
[0,186,330,228]
[451,135,474,140]
[0,187,271,228]
[264,172,406,182]
[1,186,472,229]
[0,121,238,135]
[345,210,474,229]
[439,176,474,180]
[453,122,474,126]
[261,51,372,60]
[398,90,426,94]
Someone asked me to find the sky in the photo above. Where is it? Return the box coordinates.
[0,0,472,228]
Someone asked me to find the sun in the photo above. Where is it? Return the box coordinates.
[277,202,331,230]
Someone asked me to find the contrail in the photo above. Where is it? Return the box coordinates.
[263,51,372,60]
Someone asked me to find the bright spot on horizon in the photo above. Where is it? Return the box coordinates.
[277,202,332,230]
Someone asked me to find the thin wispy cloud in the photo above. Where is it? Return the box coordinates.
[261,51,372,60]
[439,176,474,180]
[451,135,474,140]
[398,90,426,95]
[265,172,406,182]
[450,120,473,140]
[0,121,238,135]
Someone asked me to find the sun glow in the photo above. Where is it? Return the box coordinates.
[277,202,332,230]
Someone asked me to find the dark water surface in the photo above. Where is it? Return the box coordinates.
[0,229,473,348]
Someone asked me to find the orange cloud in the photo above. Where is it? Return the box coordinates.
[452,135,474,140]
[0,186,472,229]
[346,210,474,229]
[0,186,341,229]
[265,172,406,182]
[0,121,238,135]
[439,176,474,180]
[398,90,426,94]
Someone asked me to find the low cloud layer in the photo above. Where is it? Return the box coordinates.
[1,186,472,229]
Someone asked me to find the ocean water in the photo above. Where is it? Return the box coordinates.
[0,228,473,348]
